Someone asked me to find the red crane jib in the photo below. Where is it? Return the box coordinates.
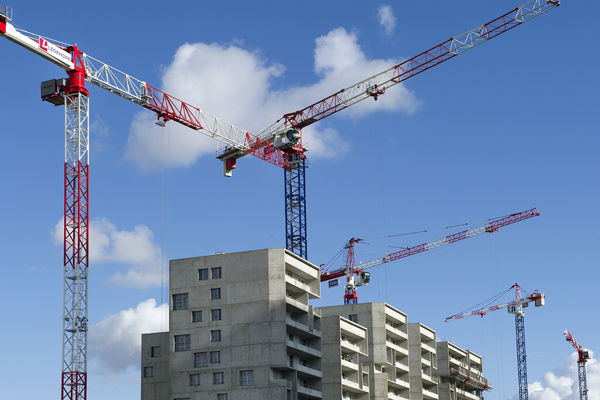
[320,208,539,282]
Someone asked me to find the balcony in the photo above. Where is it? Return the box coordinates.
[286,317,321,338]
[449,356,468,369]
[286,272,317,296]
[388,377,410,390]
[341,358,359,371]
[298,384,322,398]
[341,377,368,393]
[286,295,309,312]
[388,391,409,400]
[296,362,322,378]
[456,390,480,400]
[395,361,409,372]
[287,339,321,358]
[386,340,408,355]
[421,342,436,354]
[341,339,361,353]
[385,323,408,340]
[423,388,438,400]
[422,372,438,385]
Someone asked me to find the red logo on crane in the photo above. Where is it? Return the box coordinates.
[39,37,48,51]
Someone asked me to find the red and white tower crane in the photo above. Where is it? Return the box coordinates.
[217,0,560,259]
[564,330,591,400]
[321,208,539,304]
[445,283,546,400]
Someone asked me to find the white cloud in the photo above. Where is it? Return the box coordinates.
[52,217,166,288]
[89,299,168,373]
[526,351,599,400]
[125,27,419,170]
[378,5,396,36]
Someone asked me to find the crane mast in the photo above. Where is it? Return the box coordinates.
[564,330,591,400]
[445,283,546,400]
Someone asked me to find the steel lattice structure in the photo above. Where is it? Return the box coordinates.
[284,155,307,259]
[515,313,528,400]
[564,330,591,400]
[62,90,89,400]
[446,283,545,400]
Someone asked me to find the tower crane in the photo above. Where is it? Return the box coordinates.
[219,0,560,259]
[445,283,546,400]
[0,2,559,399]
[564,330,591,400]
[321,208,539,304]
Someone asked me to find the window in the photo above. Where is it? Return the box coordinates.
[213,372,224,385]
[217,394,228,400]
[211,267,222,279]
[190,374,201,386]
[151,346,160,357]
[194,352,208,368]
[239,370,254,386]
[174,334,190,352]
[211,309,222,321]
[211,330,221,342]
[210,351,220,364]
[348,314,358,323]
[143,366,153,378]
[172,293,188,310]
[192,310,202,323]
[199,268,209,280]
[211,288,221,300]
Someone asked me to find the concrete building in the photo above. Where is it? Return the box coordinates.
[317,303,411,400]
[407,323,439,400]
[320,313,370,400]
[141,248,323,400]
[436,341,490,400]
[140,248,490,400]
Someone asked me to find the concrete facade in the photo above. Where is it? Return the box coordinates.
[141,248,323,400]
[407,323,438,400]
[317,303,411,400]
[320,313,370,400]
[436,342,490,400]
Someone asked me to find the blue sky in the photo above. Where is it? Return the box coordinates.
[0,1,598,399]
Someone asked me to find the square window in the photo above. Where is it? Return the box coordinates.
[174,334,190,352]
[172,293,188,310]
[210,351,220,364]
[217,394,228,400]
[151,346,160,358]
[199,268,209,280]
[211,267,222,279]
[190,374,201,386]
[211,288,221,300]
[213,372,224,385]
[211,330,221,342]
[194,352,208,368]
[211,309,222,321]
[239,370,254,386]
[348,314,358,323]
[192,310,202,323]
[143,366,153,378]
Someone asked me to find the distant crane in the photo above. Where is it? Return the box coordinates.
[321,208,539,304]
[445,283,546,400]
[564,330,591,400]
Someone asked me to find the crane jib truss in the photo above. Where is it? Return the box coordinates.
[321,208,540,282]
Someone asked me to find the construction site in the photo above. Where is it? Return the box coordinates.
[1,1,597,400]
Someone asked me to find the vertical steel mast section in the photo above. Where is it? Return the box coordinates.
[60,47,90,400]
[564,330,591,400]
